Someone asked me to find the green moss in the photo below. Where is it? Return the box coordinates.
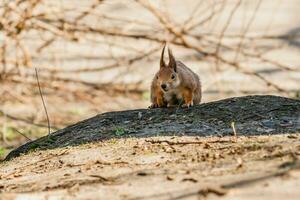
[114,127,126,136]
[28,143,40,151]
[46,135,57,144]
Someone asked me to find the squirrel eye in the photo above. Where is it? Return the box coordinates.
[171,74,176,79]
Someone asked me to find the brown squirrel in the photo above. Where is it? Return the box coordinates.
[150,44,202,108]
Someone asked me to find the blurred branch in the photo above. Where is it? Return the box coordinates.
[215,0,242,68]
[0,0,298,131]
[0,109,59,130]
[233,0,263,62]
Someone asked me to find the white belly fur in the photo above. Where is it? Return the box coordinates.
[163,89,183,102]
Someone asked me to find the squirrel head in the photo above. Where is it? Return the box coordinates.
[156,44,180,92]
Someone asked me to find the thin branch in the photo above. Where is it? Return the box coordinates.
[215,0,242,69]
[11,127,32,141]
[0,109,58,130]
[35,68,51,135]
[233,0,263,62]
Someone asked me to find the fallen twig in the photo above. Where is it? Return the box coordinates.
[145,139,232,145]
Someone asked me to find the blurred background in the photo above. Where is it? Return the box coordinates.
[0,0,299,157]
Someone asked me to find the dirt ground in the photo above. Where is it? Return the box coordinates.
[1,0,300,157]
[1,134,299,200]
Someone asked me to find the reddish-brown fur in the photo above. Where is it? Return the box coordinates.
[150,44,202,108]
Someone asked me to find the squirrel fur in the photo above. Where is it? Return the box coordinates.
[150,44,202,108]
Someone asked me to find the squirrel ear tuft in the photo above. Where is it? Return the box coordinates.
[160,43,166,68]
[168,47,177,72]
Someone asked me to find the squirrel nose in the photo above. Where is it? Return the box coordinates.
[161,84,167,90]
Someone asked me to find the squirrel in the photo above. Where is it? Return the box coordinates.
[150,44,202,108]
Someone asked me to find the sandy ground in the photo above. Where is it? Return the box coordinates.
[1,134,299,200]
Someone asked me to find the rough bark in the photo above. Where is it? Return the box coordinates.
[5,95,300,161]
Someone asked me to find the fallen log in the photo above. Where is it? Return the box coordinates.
[5,95,300,161]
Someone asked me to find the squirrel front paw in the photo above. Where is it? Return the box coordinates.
[182,101,193,108]
[149,103,159,108]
